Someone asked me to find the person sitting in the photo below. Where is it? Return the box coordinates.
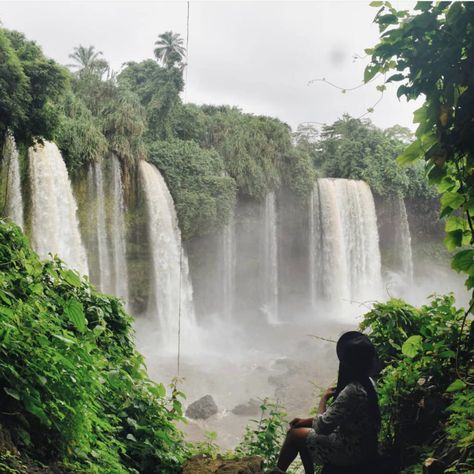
[269,331,381,474]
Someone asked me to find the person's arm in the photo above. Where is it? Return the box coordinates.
[318,385,336,415]
[312,384,361,435]
[288,385,336,429]
[289,417,313,428]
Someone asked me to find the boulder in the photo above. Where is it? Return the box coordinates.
[231,398,261,416]
[182,455,263,474]
[186,394,218,420]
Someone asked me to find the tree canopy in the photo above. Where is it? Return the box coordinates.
[0,28,66,146]
[300,114,434,199]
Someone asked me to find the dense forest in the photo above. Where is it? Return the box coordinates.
[0,2,473,473]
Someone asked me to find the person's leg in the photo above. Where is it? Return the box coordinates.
[276,428,314,474]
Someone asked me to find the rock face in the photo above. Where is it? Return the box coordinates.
[182,455,263,474]
[231,398,261,416]
[186,394,218,420]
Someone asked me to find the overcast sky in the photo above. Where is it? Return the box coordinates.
[0,0,420,131]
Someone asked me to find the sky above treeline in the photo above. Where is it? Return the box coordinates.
[0,0,420,131]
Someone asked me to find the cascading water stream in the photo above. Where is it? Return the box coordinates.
[396,196,414,282]
[309,178,382,308]
[29,141,88,276]
[139,160,196,347]
[262,192,279,323]
[93,161,112,293]
[2,134,24,228]
[221,213,236,320]
[109,155,129,302]
[309,183,322,308]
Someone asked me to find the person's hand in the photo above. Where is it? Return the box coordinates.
[289,417,303,429]
[322,385,336,401]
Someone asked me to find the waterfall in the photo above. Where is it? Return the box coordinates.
[109,155,129,301]
[29,141,88,276]
[262,192,279,323]
[309,183,322,308]
[2,134,24,228]
[309,178,382,306]
[396,196,414,282]
[93,161,112,292]
[139,160,196,345]
[221,213,235,320]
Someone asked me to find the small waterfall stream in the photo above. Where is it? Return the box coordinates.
[262,192,279,323]
[139,160,196,345]
[309,183,322,308]
[93,161,112,292]
[2,134,24,229]
[109,155,129,301]
[29,141,88,276]
[396,196,414,282]
[309,178,382,306]
[221,213,236,320]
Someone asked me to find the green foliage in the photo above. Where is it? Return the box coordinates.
[188,431,221,460]
[236,399,288,470]
[68,45,109,80]
[361,296,473,472]
[118,59,183,141]
[281,146,317,202]
[153,31,186,69]
[201,106,296,199]
[367,2,474,291]
[310,114,434,199]
[148,140,237,240]
[0,28,66,148]
[54,91,107,170]
[99,85,147,163]
[0,220,188,473]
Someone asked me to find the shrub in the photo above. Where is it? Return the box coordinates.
[0,220,188,473]
[361,296,473,473]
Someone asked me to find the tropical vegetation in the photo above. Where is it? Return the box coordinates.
[0,1,473,473]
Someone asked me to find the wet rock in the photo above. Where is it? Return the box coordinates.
[186,394,218,420]
[182,454,263,473]
[231,398,261,416]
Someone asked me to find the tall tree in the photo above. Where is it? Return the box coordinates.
[153,31,186,68]
[68,45,109,78]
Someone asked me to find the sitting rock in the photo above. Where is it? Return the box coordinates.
[231,398,261,416]
[182,454,263,473]
[186,394,218,420]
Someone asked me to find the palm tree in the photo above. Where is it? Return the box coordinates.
[68,45,109,78]
[153,31,186,68]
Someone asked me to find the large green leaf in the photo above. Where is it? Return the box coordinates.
[446,379,467,392]
[64,299,86,332]
[440,191,464,211]
[397,139,424,165]
[4,387,20,400]
[63,270,81,287]
[401,335,423,358]
[444,230,463,251]
[451,249,474,275]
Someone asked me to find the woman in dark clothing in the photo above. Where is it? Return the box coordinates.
[270,331,381,474]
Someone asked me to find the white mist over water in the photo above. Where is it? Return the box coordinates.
[2,134,24,229]
[262,191,279,323]
[138,160,197,351]
[310,178,382,314]
[29,141,88,276]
